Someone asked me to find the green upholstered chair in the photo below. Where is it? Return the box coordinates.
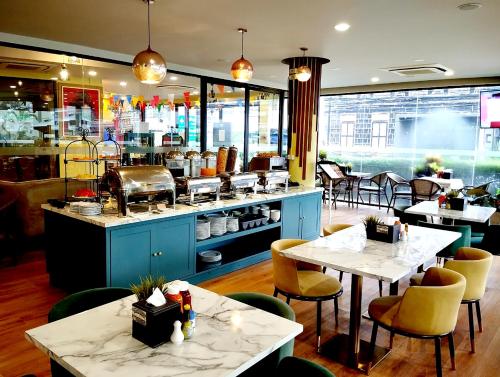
[416,221,471,259]
[393,205,427,226]
[225,292,296,377]
[443,218,487,248]
[48,287,133,377]
[276,356,335,376]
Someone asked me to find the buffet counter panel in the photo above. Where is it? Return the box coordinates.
[43,188,322,290]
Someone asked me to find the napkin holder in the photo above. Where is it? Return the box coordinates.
[448,197,467,211]
[132,299,181,348]
[366,223,401,243]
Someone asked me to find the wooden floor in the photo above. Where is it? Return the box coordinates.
[1,201,499,377]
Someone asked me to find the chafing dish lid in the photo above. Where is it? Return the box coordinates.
[254,169,290,178]
[185,150,201,159]
[104,165,175,194]
[201,150,217,159]
[166,149,185,160]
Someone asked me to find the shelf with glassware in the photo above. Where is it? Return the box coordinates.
[63,129,99,202]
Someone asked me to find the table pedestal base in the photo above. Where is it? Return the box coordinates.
[320,333,391,374]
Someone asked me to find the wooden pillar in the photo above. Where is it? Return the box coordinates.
[282,56,329,187]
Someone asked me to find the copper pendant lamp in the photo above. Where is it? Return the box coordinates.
[132,0,167,84]
[295,47,311,82]
[230,28,253,82]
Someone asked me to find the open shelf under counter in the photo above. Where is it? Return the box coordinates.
[196,221,281,248]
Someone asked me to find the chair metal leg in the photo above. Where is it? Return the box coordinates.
[322,266,327,274]
[316,301,322,352]
[334,297,339,327]
[286,295,291,305]
[378,280,383,297]
[339,271,344,282]
[434,337,443,377]
[475,301,483,332]
[468,302,475,353]
[367,322,379,374]
[383,190,390,208]
[448,332,456,370]
[273,288,278,297]
[377,191,381,209]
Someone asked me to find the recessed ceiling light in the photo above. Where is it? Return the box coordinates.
[414,59,425,62]
[50,77,58,81]
[14,91,19,96]
[334,22,350,32]
[119,81,127,87]
[457,3,482,11]
[9,85,16,89]
[70,56,78,62]
[169,76,178,81]
[371,77,380,83]
[18,80,23,86]
[444,70,455,76]
[88,70,97,76]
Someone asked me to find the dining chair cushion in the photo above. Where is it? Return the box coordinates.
[416,221,471,257]
[277,356,336,376]
[444,247,493,301]
[323,223,353,237]
[297,270,343,297]
[370,267,465,336]
[226,292,296,377]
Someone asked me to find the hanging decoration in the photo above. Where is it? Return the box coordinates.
[132,0,167,84]
[230,28,253,82]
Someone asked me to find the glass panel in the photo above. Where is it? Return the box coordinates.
[206,83,245,171]
[318,87,500,193]
[248,90,280,159]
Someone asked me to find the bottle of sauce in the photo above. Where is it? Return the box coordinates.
[226,146,238,172]
[182,304,195,339]
[177,281,192,310]
[216,146,228,174]
[166,286,183,312]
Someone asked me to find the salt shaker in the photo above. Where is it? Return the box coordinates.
[170,320,184,345]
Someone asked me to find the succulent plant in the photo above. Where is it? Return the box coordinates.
[446,189,460,199]
[318,150,328,160]
[130,275,168,301]
[363,215,383,228]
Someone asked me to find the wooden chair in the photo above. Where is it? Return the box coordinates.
[318,163,350,209]
[271,239,343,352]
[356,171,390,209]
[386,172,411,212]
[409,178,442,204]
[368,267,466,377]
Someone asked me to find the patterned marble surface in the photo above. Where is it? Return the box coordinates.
[405,200,495,223]
[25,285,302,377]
[280,224,461,283]
[41,187,322,228]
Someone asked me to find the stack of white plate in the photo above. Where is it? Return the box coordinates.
[207,214,227,236]
[78,202,101,216]
[69,202,83,213]
[226,216,239,232]
[196,219,210,240]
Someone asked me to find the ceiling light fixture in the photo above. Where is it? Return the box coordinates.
[230,28,254,82]
[50,77,58,81]
[444,70,455,76]
[296,48,312,82]
[457,3,482,11]
[119,81,127,87]
[59,64,69,81]
[9,85,16,89]
[88,70,97,76]
[14,91,19,96]
[371,77,380,83]
[169,76,178,81]
[18,81,23,86]
[334,22,350,32]
[132,0,167,84]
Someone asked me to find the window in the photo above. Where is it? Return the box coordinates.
[353,122,371,146]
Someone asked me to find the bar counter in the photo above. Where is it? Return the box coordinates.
[42,187,323,290]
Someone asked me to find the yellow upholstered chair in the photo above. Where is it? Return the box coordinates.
[271,239,343,352]
[443,247,493,353]
[368,267,465,377]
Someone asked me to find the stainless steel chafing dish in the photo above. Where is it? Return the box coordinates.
[175,176,222,204]
[101,165,176,216]
[254,170,290,192]
[220,172,258,195]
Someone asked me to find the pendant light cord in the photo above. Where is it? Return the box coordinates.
[241,30,244,58]
[147,0,151,48]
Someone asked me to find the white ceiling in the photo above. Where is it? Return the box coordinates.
[1,0,499,89]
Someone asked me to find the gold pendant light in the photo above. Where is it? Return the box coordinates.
[230,28,253,82]
[295,47,311,82]
[132,0,167,84]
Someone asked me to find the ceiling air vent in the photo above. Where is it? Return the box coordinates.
[0,60,53,72]
[384,64,450,77]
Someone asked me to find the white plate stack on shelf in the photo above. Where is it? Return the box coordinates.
[196,219,210,240]
[226,216,239,232]
[208,214,227,236]
[78,202,102,216]
[70,202,84,213]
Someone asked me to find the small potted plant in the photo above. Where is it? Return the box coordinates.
[318,150,328,161]
[446,189,466,211]
[131,275,168,301]
[363,215,400,243]
[346,162,353,173]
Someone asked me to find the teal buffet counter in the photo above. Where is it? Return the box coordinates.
[42,188,322,291]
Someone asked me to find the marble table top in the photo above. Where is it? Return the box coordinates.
[405,200,495,223]
[41,187,322,228]
[421,177,464,190]
[25,285,302,377]
[280,224,461,283]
